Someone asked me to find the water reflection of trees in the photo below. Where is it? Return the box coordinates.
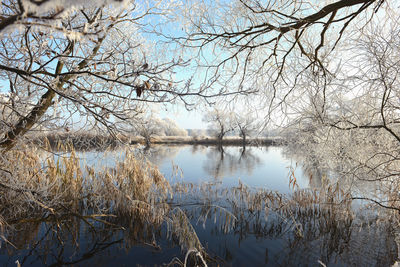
[1,213,167,266]
[282,146,328,189]
[2,216,120,266]
[137,145,263,181]
[281,141,400,266]
[138,144,183,165]
[203,146,261,179]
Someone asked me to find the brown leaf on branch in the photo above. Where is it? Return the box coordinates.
[144,81,151,89]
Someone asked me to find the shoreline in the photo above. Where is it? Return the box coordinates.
[34,133,284,150]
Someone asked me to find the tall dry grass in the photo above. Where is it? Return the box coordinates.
[0,145,169,220]
[0,143,209,264]
[172,179,357,240]
[1,143,398,266]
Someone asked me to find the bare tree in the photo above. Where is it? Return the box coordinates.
[159,118,188,137]
[130,112,187,147]
[234,111,259,146]
[203,108,234,142]
[0,1,117,33]
[134,121,162,148]
[282,10,400,212]
[325,23,400,144]
[0,0,215,151]
[163,0,386,120]
[290,7,400,145]
[130,111,161,147]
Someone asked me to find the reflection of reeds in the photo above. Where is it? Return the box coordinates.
[172,181,399,266]
[1,144,398,266]
[173,179,355,241]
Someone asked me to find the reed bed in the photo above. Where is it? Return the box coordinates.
[0,144,208,264]
[0,145,169,222]
[1,144,398,266]
[172,176,400,245]
[37,132,129,150]
[34,133,283,150]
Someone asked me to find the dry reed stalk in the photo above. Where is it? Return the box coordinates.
[0,215,4,232]
[0,144,172,223]
[0,144,212,261]
[170,179,359,242]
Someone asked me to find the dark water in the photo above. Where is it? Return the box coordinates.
[1,145,399,266]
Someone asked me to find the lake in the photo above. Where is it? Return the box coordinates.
[82,145,309,192]
[0,145,398,266]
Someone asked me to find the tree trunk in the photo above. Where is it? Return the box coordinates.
[0,35,106,151]
[0,89,56,150]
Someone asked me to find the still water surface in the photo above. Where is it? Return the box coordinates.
[82,145,308,192]
[0,145,398,266]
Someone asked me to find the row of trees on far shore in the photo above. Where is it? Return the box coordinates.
[130,109,270,147]
[203,108,262,144]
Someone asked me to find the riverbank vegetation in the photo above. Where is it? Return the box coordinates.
[0,144,208,263]
[1,0,400,265]
[2,143,400,266]
[38,132,282,150]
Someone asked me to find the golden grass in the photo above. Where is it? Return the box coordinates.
[0,144,166,220]
[36,132,129,151]
[0,143,206,258]
[1,144,397,266]
[172,179,363,240]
